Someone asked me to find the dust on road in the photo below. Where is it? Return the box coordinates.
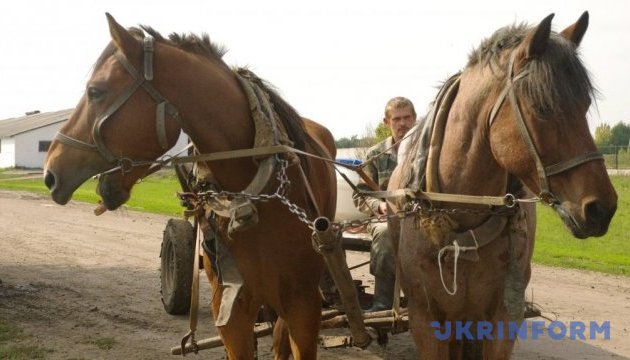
[1,190,628,359]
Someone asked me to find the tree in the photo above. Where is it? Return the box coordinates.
[335,135,360,148]
[374,123,391,143]
[611,122,630,148]
[594,123,612,149]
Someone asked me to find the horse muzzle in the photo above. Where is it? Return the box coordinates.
[44,169,70,205]
[555,198,617,239]
[45,168,89,206]
[96,174,131,210]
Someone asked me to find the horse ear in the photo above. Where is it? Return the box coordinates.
[524,13,554,59]
[105,13,141,60]
[560,11,589,47]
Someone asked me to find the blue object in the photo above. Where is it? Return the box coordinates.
[336,158,362,166]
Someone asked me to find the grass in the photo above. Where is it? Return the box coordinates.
[0,169,628,276]
[533,176,630,276]
[85,337,116,350]
[0,321,52,359]
[0,169,183,216]
[602,152,630,169]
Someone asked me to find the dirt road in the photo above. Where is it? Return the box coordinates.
[1,189,628,359]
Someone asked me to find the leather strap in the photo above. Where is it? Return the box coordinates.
[486,52,603,205]
[545,150,603,176]
[57,35,181,165]
[362,188,514,207]
[55,132,99,152]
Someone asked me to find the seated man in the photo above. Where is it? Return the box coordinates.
[353,97,416,312]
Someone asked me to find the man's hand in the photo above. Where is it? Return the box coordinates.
[378,201,388,215]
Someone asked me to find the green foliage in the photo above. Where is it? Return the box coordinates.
[335,134,377,149]
[611,122,630,147]
[335,135,361,148]
[374,122,391,142]
[594,123,612,147]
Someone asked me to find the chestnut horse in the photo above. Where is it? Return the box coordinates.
[44,14,336,359]
[389,12,617,359]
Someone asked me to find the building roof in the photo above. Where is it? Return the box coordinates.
[0,109,73,138]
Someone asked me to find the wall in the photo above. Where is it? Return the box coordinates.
[0,137,16,168]
[14,123,63,168]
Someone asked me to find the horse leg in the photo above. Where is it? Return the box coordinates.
[272,317,292,360]
[204,256,259,359]
[276,289,321,360]
[404,290,450,358]
[484,314,517,359]
[484,338,515,360]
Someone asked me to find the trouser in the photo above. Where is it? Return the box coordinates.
[367,222,395,279]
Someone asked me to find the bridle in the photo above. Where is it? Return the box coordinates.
[55,36,183,173]
[487,52,603,205]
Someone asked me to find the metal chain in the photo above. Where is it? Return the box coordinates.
[188,157,525,235]
[193,157,316,230]
[331,200,520,233]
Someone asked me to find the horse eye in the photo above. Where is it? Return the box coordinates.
[87,86,105,100]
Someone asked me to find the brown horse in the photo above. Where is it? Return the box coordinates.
[389,12,617,359]
[44,14,336,359]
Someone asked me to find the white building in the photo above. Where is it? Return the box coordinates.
[0,109,71,168]
[0,109,189,169]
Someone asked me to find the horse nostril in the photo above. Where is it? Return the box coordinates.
[44,170,56,191]
[584,200,613,226]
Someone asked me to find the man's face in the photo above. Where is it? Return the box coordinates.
[384,106,415,142]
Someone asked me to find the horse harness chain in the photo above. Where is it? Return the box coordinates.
[54,35,183,173]
[184,156,317,230]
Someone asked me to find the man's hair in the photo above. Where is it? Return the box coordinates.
[384,97,416,119]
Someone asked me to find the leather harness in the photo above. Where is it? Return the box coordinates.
[487,52,603,205]
[55,36,183,170]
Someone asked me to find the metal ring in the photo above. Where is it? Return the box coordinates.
[503,193,516,208]
[538,191,559,206]
[118,158,134,174]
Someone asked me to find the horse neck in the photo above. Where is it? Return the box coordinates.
[437,69,508,223]
[169,57,257,191]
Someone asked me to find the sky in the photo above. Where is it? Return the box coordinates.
[0,0,628,139]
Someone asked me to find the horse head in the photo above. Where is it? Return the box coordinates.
[483,12,617,238]
[44,14,186,210]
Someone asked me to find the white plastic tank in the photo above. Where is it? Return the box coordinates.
[335,159,370,222]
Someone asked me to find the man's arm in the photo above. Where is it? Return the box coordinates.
[352,160,386,216]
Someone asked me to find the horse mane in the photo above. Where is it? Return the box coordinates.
[140,26,228,62]
[467,22,597,118]
[94,26,307,151]
[142,26,306,151]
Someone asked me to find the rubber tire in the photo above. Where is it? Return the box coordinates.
[160,218,195,315]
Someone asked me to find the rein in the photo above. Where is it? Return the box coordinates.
[55,35,183,168]
[487,52,604,205]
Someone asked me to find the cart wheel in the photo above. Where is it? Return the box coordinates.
[160,218,195,315]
